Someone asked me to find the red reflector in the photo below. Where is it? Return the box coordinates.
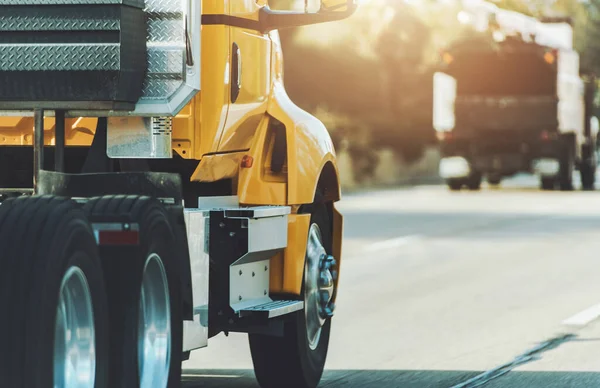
[437,132,454,142]
[241,155,254,168]
[540,131,550,141]
[98,230,139,246]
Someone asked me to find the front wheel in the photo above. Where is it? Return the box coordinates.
[249,198,335,388]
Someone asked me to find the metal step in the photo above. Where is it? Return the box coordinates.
[240,300,304,319]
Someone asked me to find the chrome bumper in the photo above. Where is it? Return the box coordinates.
[532,158,560,176]
[439,157,471,179]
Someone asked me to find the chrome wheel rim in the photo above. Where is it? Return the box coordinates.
[54,266,96,388]
[304,224,335,351]
[138,253,171,388]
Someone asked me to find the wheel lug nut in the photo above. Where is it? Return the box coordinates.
[319,290,331,304]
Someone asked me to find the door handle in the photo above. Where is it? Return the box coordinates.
[231,42,242,103]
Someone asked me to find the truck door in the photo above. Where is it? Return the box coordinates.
[198,2,230,155]
[218,0,272,153]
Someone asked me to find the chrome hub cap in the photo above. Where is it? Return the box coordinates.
[305,224,337,351]
[54,266,96,388]
[138,253,171,388]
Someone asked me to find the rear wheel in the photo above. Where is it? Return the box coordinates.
[85,195,183,388]
[540,177,556,191]
[249,196,335,388]
[447,179,463,191]
[580,163,596,190]
[466,172,482,191]
[0,196,109,388]
[580,143,596,191]
[559,136,575,191]
[487,175,501,187]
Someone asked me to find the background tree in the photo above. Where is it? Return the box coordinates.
[270,0,600,181]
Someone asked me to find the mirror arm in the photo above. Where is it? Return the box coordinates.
[258,1,356,33]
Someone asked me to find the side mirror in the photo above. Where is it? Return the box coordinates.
[261,0,357,32]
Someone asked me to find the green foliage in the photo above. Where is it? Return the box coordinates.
[279,0,447,169]
[580,0,600,75]
[492,0,535,15]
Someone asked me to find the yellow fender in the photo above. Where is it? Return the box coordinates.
[244,79,344,298]
[268,79,341,205]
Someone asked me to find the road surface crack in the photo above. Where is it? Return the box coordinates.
[449,334,576,388]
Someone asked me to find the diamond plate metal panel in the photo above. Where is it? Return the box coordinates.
[142,0,186,105]
[115,0,201,116]
[147,48,185,75]
[0,0,144,7]
[146,0,183,14]
[142,79,184,100]
[0,2,147,106]
[0,44,120,71]
[147,18,182,42]
[0,0,200,115]
[0,8,120,31]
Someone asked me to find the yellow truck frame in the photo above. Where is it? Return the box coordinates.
[0,1,356,388]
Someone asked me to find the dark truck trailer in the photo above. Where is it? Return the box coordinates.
[435,34,597,191]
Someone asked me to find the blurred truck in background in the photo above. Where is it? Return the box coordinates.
[434,2,598,191]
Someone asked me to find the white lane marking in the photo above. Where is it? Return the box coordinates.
[181,374,241,379]
[562,303,600,327]
[364,235,422,252]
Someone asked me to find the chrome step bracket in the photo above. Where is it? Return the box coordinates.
[223,205,290,315]
[239,300,304,319]
[189,196,299,325]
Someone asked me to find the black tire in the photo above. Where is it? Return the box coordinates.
[249,196,333,388]
[541,177,556,191]
[447,179,463,191]
[0,196,109,388]
[580,143,596,191]
[85,195,183,388]
[580,163,596,190]
[559,137,575,191]
[466,172,482,191]
[487,175,502,186]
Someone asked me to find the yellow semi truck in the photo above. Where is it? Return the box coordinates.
[0,1,355,387]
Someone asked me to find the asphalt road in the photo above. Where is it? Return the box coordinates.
[182,175,600,387]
